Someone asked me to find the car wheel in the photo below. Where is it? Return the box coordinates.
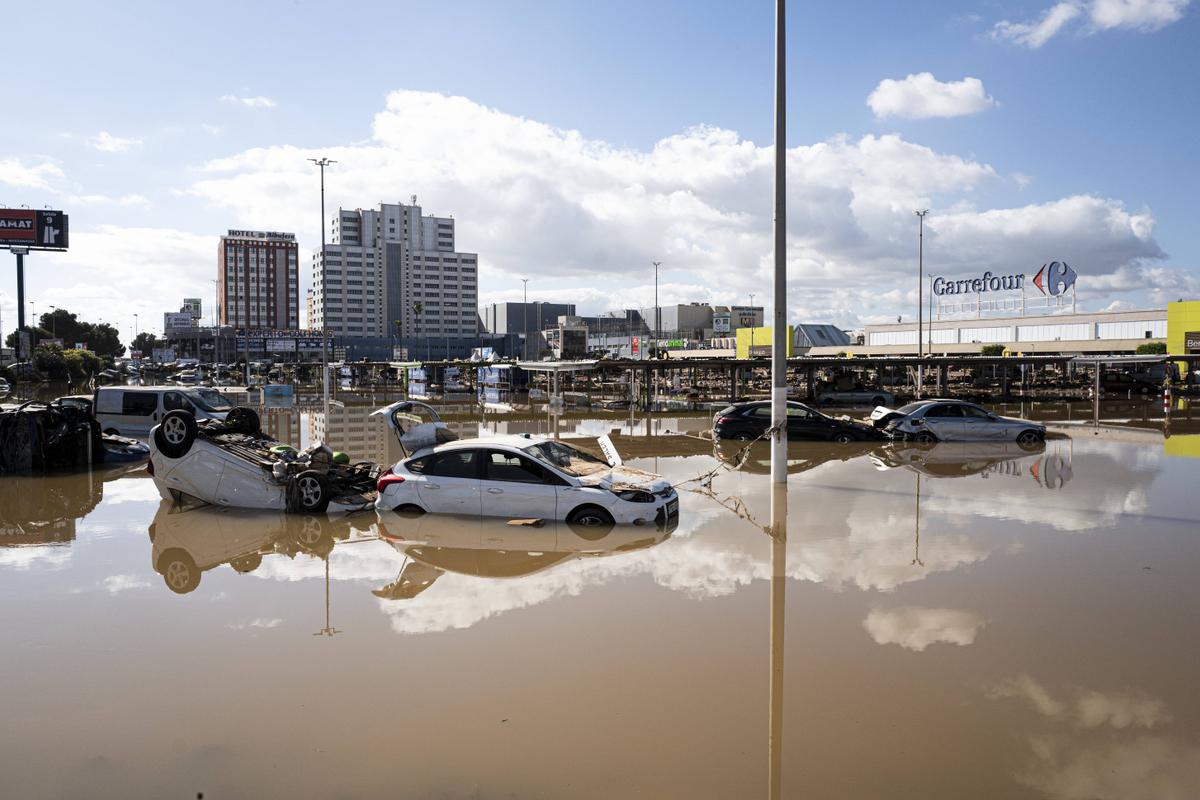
[157,548,200,594]
[914,430,937,445]
[293,471,331,513]
[230,554,262,574]
[871,396,886,406]
[225,406,260,435]
[1016,429,1044,449]
[154,410,198,459]
[567,505,615,539]
[832,432,856,444]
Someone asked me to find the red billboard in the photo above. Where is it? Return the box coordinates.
[0,209,36,244]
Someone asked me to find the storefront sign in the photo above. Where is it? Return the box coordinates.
[933,262,1078,297]
[1185,331,1200,351]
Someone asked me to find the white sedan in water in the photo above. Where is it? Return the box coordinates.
[372,402,678,529]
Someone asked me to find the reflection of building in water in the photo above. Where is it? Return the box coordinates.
[0,472,108,547]
[309,405,400,465]
[260,409,303,448]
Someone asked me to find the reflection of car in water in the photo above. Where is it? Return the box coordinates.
[147,500,362,593]
[714,438,887,475]
[871,440,1072,488]
[371,511,675,600]
[0,466,137,546]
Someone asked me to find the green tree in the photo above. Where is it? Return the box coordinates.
[33,344,69,381]
[63,348,101,384]
[981,344,1006,357]
[131,331,162,356]
[1136,342,1167,355]
[37,308,88,345]
[5,326,52,350]
[410,302,424,359]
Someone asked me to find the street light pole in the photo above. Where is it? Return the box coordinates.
[522,278,529,361]
[652,261,661,353]
[915,209,928,399]
[309,157,337,412]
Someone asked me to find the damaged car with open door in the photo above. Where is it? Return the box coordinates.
[372,401,679,530]
[148,406,378,513]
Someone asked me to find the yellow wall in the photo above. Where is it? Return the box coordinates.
[736,325,794,359]
[1167,300,1200,373]
[1164,435,1200,459]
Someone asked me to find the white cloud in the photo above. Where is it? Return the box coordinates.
[103,574,150,594]
[89,131,142,153]
[0,157,65,190]
[863,606,986,650]
[1090,0,1190,30]
[220,94,277,108]
[230,617,283,630]
[66,193,151,208]
[867,73,996,119]
[185,90,1173,327]
[993,2,1083,47]
[992,0,1190,47]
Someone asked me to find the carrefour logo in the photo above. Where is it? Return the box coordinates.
[1032,261,1077,296]
[933,262,1079,297]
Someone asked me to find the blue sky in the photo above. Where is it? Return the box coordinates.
[1,0,1197,340]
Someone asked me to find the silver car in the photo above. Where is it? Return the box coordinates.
[872,399,1046,447]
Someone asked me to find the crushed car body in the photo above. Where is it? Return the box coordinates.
[148,406,377,513]
[0,398,149,473]
[371,401,679,529]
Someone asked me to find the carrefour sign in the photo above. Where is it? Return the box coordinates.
[933,262,1078,297]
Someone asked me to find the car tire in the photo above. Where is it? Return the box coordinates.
[1016,429,1044,450]
[157,548,200,594]
[832,432,856,444]
[914,430,937,445]
[230,554,262,574]
[225,406,260,435]
[293,471,332,513]
[871,396,886,406]
[154,410,198,459]
[567,505,615,539]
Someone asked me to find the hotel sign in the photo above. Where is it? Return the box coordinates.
[933,262,1078,297]
[0,209,69,249]
[226,229,296,241]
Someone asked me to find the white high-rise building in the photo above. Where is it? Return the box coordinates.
[307,199,478,343]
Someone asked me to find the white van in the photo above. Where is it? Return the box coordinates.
[94,386,233,437]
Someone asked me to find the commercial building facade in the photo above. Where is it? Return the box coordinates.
[308,199,478,358]
[218,230,299,330]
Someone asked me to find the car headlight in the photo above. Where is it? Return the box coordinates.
[615,489,655,503]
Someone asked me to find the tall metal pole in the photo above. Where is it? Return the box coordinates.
[770,0,788,487]
[522,278,529,361]
[915,210,928,399]
[652,261,662,352]
[769,4,789,796]
[15,249,27,361]
[309,157,337,412]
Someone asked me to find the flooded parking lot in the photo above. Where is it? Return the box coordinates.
[3,405,1200,798]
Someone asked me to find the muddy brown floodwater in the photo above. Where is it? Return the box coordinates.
[3,406,1200,799]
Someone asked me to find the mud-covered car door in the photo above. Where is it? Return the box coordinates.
[920,403,966,441]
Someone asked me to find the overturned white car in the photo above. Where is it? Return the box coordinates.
[372,401,679,530]
[148,407,377,513]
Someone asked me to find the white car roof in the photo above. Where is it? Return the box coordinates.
[435,435,548,451]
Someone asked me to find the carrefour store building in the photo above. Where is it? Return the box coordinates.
[814,263,1200,358]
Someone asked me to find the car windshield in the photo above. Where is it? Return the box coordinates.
[522,440,609,477]
[185,388,234,412]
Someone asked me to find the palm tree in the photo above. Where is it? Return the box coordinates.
[410,301,424,360]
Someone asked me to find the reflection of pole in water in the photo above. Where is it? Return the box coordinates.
[912,472,924,567]
[768,481,787,800]
[313,557,342,637]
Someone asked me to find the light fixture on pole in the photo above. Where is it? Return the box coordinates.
[522,278,529,361]
[915,209,929,399]
[308,156,337,412]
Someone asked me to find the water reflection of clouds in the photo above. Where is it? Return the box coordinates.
[863,606,987,651]
[0,546,72,571]
[986,675,1200,800]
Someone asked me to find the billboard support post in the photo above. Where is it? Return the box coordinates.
[14,248,26,361]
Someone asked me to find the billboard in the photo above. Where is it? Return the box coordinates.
[713,314,731,334]
[0,209,68,249]
[164,312,195,330]
[265,338,296,352]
